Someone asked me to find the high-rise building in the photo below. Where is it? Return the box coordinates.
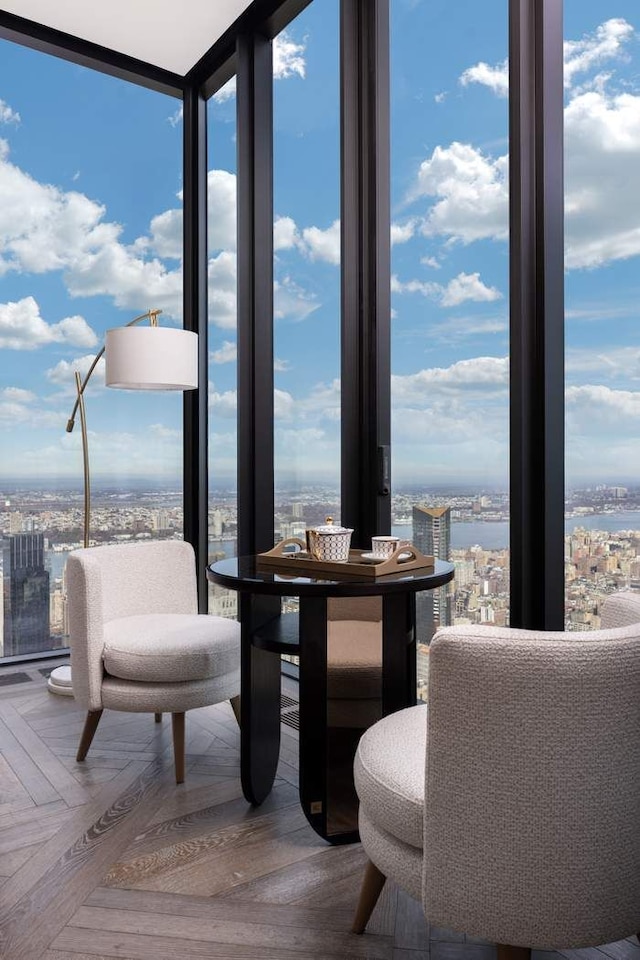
[2,533,50,657]
[412,506,452,649]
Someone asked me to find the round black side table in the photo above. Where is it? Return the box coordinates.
[207,556,454,844]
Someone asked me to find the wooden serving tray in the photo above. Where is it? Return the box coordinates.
[257,537,435,579]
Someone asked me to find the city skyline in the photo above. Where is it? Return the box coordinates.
[1,2,639,485]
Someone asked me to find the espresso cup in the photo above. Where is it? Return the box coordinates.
[371,535,400,559]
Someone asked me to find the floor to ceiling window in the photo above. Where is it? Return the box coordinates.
[0,42,183,659]
[207,71,239,620]
[272,0,341,543]
[390,0,510,697]
[563,3,640,629]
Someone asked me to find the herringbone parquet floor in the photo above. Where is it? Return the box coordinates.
[1,658,639,960]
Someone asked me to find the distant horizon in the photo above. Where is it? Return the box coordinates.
[0,476,638,496]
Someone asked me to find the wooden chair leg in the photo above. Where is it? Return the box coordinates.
[497,946,531,960]
[351,859,386,934]
[172,712,186,784]
[230,695,241,728]
[76,709,103,762]
[154,713,162,723]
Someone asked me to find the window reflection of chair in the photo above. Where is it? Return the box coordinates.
[67,540,240,784]
[352,589,640,959]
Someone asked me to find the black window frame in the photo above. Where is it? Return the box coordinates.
[0,0,564,666]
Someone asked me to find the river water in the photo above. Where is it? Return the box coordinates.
[44,510,640,581]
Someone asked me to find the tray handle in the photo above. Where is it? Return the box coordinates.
[260,537,306,558]
[373,543,433,573]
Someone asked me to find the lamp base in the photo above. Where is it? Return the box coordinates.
[48,665,74,697]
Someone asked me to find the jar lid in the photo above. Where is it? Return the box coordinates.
[310,516,353,535]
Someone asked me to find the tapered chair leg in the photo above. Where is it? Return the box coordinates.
[230,695,241,728]
[497,946,531,960]
[351,860,387,934]
[154,713,162,723]
[76,709,103,762]
[172,712,186,784]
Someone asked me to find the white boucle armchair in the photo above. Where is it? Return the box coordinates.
[352,589,640,959]
[67,540,240,784]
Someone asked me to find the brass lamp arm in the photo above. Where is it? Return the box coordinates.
[65,309,161,434]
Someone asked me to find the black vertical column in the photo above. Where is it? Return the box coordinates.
[237,32,275,557]
[341,0,391,547]
[183,84,209,613]
[509,0,564,629]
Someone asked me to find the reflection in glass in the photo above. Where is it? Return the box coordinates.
[563,3,640,629]
[0,42,183,660]
[390,0,510,697]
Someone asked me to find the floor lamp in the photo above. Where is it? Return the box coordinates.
[48,309,198,696]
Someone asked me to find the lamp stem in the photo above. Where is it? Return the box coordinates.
[75,370,91,549]
[65,308,162,548]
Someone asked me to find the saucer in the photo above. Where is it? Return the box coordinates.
[360,551,412,563]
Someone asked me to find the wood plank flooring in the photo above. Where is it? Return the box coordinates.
[0,658,638,960]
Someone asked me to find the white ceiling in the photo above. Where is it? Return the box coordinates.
[1,0,255,75]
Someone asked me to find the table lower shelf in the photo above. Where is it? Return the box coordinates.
[252,612,300,654]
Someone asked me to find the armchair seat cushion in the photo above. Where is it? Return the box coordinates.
[103,614,240,683]
[354,704,426,849]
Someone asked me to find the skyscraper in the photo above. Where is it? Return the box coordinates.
[412,505,453,643]
[2,533,50,657]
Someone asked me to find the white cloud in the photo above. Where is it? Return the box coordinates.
[208,382,237,417]
[274,276,319,322]
[391,220,417,245]
[149,169,237,261]
[274,216,299,251]
[149,423,181,441]
[566,384,640,424]
[274,357,291,372]
[168,106,183,127]
[460,59,508,98]
[273,31,306,82]
[420,256,441,270]
[391,271,502,307]
[412,141,509,244]
[459,19,633,98]
[2,387,35,403]
[210,340,237,364]
[46,355,106,389]
[564,18,633,89]
[564,87,640,268]
[392,356,508,403]
[0,99,20,125]
[440,272,502,307]
[0,297,98,350]
[567,346,640,381]
[0,139,184,318]
[301,219,341,265]
[274,389,294,419]
[208,170,237,252]
[208,251,237,329]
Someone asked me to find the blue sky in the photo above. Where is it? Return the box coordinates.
[1,0,639,490]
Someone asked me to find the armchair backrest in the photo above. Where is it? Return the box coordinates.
[67,540,198,710]
[424,619,640,949]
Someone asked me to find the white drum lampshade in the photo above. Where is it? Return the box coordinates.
[105,326,198,390]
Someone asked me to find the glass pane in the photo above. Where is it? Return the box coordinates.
[390,0,510,698]
[207,74,239,621]
[564,4,640,628]
[272,1,341,669]
[273,0,341,539]
[0,43,183,660]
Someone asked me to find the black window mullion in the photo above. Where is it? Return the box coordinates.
[509,0,564,629]
[183,84,209,612]
[236,31,275,558]
[340,0,391,547]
